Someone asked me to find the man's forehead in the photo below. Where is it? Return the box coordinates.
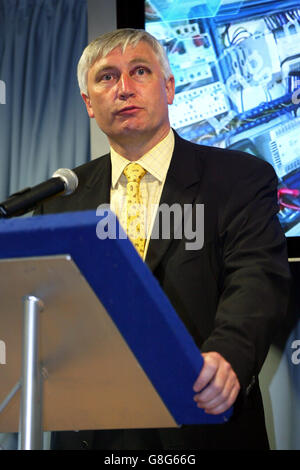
[92,41,156,68]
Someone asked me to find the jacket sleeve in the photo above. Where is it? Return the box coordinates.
[201,157,291,391]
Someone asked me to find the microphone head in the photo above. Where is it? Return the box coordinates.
[52,168,78,196]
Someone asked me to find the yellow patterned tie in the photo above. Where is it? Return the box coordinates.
[123,163,147,258]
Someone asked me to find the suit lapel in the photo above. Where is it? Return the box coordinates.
[77,154,111,208]
[145,133,203,272]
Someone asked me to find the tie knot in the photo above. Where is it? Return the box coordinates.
[123,163,146,183]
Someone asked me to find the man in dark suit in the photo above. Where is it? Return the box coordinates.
[36,28,290,450]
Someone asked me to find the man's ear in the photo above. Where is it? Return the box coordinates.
[81,92,95,118]
[166,75,175,105]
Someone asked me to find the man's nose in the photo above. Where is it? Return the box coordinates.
[117,73,135,100]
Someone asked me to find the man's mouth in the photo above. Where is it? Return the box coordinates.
[115,106,142,115]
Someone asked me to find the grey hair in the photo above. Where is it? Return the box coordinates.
[77,28,173,95]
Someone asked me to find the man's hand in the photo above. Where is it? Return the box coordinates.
[193,351,240,415]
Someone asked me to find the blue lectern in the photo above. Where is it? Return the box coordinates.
[0,210,232,449]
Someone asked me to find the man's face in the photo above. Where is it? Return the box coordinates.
[82,41,175,148]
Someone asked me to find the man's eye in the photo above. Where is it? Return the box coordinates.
[102,74,113,81]
[135,67,150,76]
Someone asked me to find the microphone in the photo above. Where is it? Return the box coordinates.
[0,168,78,218]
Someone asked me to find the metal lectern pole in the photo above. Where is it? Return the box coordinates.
[20,295,44,450]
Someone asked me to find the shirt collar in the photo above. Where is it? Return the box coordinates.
[110,129,174,188]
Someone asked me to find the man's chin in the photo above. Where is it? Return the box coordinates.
[113,125,151,139]
[107,121,168,147]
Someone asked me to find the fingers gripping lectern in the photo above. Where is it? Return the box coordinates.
[0,210,232,449]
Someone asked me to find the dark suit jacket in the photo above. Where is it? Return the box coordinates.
[36,131,290,450]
